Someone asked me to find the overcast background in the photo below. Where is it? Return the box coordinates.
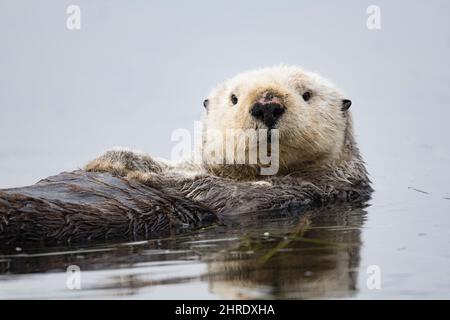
[1,0,449,189]
[1,0,449,298]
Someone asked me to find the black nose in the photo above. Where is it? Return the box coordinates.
[250,103,285,128]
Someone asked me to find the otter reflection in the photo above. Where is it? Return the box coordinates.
[206,205,367,299]
[0,205,367,299]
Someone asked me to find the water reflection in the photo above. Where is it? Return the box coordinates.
[207,206,367,299]
[0,205,368,299]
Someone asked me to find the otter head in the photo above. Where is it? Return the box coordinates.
[201,66,354,179]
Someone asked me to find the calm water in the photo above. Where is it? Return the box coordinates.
[0,206,368,299]
[0,185,449,299]
[1,1,450,299]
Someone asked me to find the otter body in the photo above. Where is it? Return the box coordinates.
[0,66,372,245]
[87,66,372,212]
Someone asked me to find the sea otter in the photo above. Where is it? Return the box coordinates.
[86,66,371,213]
[0,66,372,245]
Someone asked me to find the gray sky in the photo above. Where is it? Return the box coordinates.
[1,0,449,188]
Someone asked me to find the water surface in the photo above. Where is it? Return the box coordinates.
[0,206,370,299]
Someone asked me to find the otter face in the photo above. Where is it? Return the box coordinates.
[202,66,352,176]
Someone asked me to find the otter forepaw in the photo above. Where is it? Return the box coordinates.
[85,148,167,179]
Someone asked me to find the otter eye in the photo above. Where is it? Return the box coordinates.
[203,99,209,109]
[302,91,311,102]
[230,94,238,105]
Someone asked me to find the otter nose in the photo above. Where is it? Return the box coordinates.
[250,102,285,128]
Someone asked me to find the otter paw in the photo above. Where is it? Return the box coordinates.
[85,148,166,177]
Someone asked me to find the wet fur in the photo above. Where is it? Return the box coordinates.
[86,66,372,214]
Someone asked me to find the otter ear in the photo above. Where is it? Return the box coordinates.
[203,99,209,109]
[342,99,352,111]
